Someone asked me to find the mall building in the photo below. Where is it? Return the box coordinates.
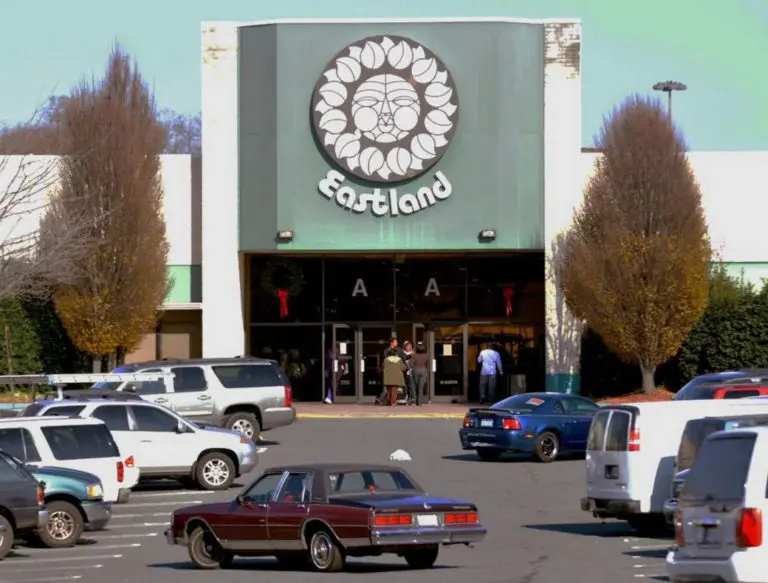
[3,18,767,402]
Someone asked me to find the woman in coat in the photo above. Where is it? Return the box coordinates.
[381,348,407,406]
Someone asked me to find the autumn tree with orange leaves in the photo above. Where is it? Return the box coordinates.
[561,96,711,393]
[49,46,170,371]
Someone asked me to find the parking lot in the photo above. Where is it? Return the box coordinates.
[3,418,672,583]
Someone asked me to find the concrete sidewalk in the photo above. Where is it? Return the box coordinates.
[295,402,468,419]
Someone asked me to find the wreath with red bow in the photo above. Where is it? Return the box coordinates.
[260,260,304,317]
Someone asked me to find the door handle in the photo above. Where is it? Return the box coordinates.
[155,398,168,404]
[198,395,211,401]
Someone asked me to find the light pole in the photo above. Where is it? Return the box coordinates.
[653,80,687,121]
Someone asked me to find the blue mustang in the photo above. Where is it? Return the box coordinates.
[458,392,600,462]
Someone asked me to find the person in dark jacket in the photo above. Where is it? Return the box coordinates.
[410,342,429,405]
[402,341,415,404]
[381,348,407,406]
[376,337,403,405]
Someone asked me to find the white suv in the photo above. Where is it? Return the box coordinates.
[667,426,768,583]
[34,398,258,490]
[0,417,138,504]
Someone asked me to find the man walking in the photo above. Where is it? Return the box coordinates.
[477,343,503,405]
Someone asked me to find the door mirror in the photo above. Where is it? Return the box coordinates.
[175,421,187,434]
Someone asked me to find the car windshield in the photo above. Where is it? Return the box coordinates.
[92,365,136,391]
[328,470,418,493]
[492,394,550,412]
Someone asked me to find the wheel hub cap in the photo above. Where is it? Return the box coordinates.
[232,419,254,438]
[312,534,331,566]
[48,511,75,540]
[203,460,230,486]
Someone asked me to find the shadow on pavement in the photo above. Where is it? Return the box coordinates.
[149,559,456,573]
[441,453,535,463]
[523,522,635,538]
[257,439,280,446]
[624,548,669,559]
[133,479,244,492]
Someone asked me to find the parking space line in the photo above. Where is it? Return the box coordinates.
[14,543,140,553]
[106,522,166,528]
[111,512,168,519]
[5,553,123,564]
[131,491,214,498]
[88,532,158,540]
[630,544,671,550]
[0,564,103,573]
[17,576,82,582]
[116,500,202,507]
[634,574,667,579]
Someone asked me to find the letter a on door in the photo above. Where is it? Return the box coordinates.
[424,278,440,297]
[352,278,368,297]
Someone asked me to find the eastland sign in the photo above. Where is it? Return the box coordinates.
[310,35,459,218]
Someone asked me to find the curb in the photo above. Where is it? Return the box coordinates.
[297,413,464,419]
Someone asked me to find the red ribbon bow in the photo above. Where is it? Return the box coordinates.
[277,289,289,318]
[502,288,514,316]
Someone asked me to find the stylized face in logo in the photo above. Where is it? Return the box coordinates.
[311,36,459,184]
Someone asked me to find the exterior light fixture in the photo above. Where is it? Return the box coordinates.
[652,80,687,121]
[276,229,294,243]
[478,229,497,242]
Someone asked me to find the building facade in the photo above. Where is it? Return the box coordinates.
[2,18,766,401]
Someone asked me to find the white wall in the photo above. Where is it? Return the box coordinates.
[576,151,768,263]
[201,22,244,358]
[0,153,199,288]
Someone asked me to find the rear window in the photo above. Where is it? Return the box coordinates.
[212,364,283,389]
[605,411,631,451]
[721,389,761,399]
[328,470,417,493]
[42,405,86,417]
[41,424,120,460]
[0,452,35,483]
[677,419,726,472]
[493,394,550,413]
[681,435,755,503]
[587,410,610,451]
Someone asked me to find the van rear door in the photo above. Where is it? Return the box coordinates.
[586,407,634,502]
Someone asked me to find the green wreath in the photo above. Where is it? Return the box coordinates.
[260,259,304,297]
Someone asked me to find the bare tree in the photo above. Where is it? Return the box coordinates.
[50,45,171,372]
[158,109,201,154]
[561,95,710,393]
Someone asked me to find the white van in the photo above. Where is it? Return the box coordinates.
[0,417,140,503]
[581,399,768,532]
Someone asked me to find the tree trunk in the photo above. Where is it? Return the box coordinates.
[640,365,657,394]
[107,352,117,371]
[92,356,102,373]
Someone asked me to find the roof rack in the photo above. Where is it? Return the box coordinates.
[0,373,173,401]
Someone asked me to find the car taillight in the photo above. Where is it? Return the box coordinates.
[463,415,471,428]
[445,512,479,524]
[117,460,124,483]
[628,429,641,451]
[284,385,292,407]
[674,510,685,546]
[37,485,44,506]
[373,513,413,526]
[736,508,762,548]
[502,418,521,430]
[124,456,135,468]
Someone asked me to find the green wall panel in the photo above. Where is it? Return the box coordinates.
[166,265,202,304]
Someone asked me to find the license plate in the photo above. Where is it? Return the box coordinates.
[416,514,439,527]
[480,419,494,428]
[696,527,721,546]
[605,465,619,479]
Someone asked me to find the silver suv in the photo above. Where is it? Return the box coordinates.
[89,357,296,440]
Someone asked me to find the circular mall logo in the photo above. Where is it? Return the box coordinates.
[311,35,459,184]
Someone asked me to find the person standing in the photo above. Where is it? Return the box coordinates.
[410,342,429,406]
[381,348,407,406]
[402,341,415,404]
[477,343,503,404]
[377,337,402,405]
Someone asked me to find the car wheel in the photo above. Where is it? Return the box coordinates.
[534,431,560,462]
[476,449,502,462]
[188,527,230,569]
[225,412,261,441]
[307,529,343,572]
[38,500,84,548]
[0,515,13,560]
[195,453,236,491]
[403,545,439,569]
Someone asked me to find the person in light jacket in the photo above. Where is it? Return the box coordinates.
[381,348,407,406]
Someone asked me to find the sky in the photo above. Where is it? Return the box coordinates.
[1,0,767,151]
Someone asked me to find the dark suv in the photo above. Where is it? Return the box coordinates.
[0,450,48,559]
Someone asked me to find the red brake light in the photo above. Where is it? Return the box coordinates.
[463,415,471,428]
[736,508,762,548]
[374,513,413,527]
[628,429,641,451]
[284,385,292,407]
[444,512,479,524]
[502,418,521,431]
[674,511,685,546]
[37,485,44,506]
[124,456,135,468]
[117,460,124,483]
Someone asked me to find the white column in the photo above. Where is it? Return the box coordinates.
[543,21,585,392]
[201,22,245,357]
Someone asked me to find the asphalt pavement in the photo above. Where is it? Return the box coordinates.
[2,419,672,583]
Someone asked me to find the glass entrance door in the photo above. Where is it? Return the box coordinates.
[432,325,467,402]
[331,324,358,402]
[360,326,393,401]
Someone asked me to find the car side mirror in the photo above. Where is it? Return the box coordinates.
[175,421,187,434]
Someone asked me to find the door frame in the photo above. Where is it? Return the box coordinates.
[429,324,468,403]
[331,324,359,403]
